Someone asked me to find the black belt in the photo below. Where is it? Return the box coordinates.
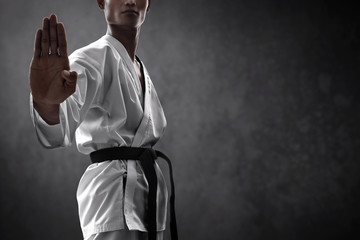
[90,147,178,240]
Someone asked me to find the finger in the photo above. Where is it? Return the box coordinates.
[49,14,58,55]
[62,70,78,95]
[41,17,50,57]
[57,22,68,57]
[34,29,42,58]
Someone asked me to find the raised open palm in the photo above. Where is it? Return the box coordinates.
[30,14,77,105]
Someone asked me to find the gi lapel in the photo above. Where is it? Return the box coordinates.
[103,34,144,110]
[104,35,152,230]
[131,60,151,148]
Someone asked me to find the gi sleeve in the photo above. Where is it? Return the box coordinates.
[30,57,101,149]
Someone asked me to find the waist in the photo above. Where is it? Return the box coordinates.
[90,146,157,163]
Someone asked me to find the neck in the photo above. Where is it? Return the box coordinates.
[106,25,140,62]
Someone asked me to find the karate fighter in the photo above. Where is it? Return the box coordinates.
[29,0,177,240]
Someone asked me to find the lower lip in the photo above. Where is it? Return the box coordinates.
[122,11,138,15]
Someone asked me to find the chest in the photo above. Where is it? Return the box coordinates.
[134,61,145,95]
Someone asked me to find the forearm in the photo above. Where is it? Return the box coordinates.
[33,101,60,125]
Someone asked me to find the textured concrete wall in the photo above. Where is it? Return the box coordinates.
[1,0,359,239]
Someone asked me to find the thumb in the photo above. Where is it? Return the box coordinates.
[62,70,78,84]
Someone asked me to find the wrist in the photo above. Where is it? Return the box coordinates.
[33,101,60,125]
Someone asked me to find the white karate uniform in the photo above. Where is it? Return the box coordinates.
[30,34,168,239]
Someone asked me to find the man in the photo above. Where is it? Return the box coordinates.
[29,1,177,239]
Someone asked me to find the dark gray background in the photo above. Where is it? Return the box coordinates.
[1,0,359,239]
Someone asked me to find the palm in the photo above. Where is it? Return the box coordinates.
[30,14,76,105]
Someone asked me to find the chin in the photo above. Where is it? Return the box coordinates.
[109,18,141,28]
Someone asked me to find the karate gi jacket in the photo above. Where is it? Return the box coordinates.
[30,34,168,239]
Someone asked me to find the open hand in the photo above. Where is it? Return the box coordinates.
[30,14,77,105]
